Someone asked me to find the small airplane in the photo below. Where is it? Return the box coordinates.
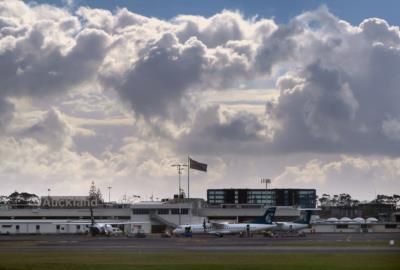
[54,217,146,236]
[172,207,276,237]
[272,209,315,232]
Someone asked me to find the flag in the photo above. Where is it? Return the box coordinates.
[189,158,207,172]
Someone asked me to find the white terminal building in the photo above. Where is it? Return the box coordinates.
[0,190,399,235]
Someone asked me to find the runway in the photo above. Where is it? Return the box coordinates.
[1,233,399,253]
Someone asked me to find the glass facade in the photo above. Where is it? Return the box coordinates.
[207,189,316,208]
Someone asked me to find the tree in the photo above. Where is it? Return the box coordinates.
[96,188,103,203]
[88,181,104,203]
[318,193,359,207]
[7,191,39,208]
[375,194,400,207]
[0,195,8,205]
[318,194,331,207]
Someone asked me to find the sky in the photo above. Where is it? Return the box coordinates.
[0,0,400,202]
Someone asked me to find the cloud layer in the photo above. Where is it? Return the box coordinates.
[0,2,399,199]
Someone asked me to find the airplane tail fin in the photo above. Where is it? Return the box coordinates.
[250,207,276,224]
[295,210,312,224]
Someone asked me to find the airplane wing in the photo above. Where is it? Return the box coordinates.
[52,221,148,225]
[103,221,148,225]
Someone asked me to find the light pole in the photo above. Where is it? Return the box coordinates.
[47,188,51,197]
[172,163,187,225]
[171,164,187,199]
[107,186,112,203]
[261,178,271,204]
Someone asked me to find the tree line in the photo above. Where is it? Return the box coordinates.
[0,182,104,208]
[318,193,400,208]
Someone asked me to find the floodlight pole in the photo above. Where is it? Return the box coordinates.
[172,163,187,225]
[107,186,112,203]
[261,178,271,204]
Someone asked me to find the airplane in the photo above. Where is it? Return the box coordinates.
[272,209,315,232]
[0,218,145,236]
[172,207,276,237]
[54,218,146,236]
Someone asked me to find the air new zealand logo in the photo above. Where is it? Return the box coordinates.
[265,213,272,223]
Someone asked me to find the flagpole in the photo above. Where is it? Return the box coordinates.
[187,156,190,199]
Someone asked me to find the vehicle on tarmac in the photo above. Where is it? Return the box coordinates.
[172,207,276,237]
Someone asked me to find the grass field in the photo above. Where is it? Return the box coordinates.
[0,252,399,270]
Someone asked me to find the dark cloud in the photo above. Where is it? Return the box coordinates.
[178,106,267,155]
[115,33,206,121]
[269,41,400,155]
[18,108,73,150]
[254,22,302,74]
[0,98,14,130]
[0,28,109,98]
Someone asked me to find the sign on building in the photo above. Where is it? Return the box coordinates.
[40,196,98,208]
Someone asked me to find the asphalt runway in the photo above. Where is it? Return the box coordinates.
[1,233,399,253]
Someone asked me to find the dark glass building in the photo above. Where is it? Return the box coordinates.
[207,188,316,208]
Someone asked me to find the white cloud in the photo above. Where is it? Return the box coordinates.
[1,2,400,200]
[382,118,400,141]
[275,156,400,199]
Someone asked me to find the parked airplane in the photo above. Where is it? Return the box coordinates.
[272,209,314,231]
[172,207,276,237]
[54,219,146,236]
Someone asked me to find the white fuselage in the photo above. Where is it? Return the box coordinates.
[173,223,276,236]
[92,223,121,235]
[274,222,309,231]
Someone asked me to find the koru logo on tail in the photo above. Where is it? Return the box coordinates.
[265,214,272,223]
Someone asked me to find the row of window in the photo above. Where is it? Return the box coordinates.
[335,224,398,229]
[1,224,89,230]
[132,208,189,215]
[207,189,316,208]
[0,216,131,220]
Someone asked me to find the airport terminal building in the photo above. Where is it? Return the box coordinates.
[207,188,316,208]
[0,188,399,235]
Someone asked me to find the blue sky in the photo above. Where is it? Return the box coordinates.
[34,0,399,25]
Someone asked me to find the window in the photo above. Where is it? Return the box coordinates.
[132,209,150,215]
[1,225,12,228]
[56,225,60,230]
[171,209,180,215]
[385,224,397,229]
[180,209,189,215]
[36,225,40,230]
[76,225,81,230]
[336,224,348,229]
[157,209,169,215]
[16,225,20,230]
[116,216,131,220]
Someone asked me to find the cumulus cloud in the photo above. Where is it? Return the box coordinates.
[0,1,111,135]
[18,108,73,150]
[264,8,400,156]
[1,1,400,198]
[275,156,400,199]
[178,106,268,155]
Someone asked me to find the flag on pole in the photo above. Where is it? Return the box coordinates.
[189,157,207,172]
